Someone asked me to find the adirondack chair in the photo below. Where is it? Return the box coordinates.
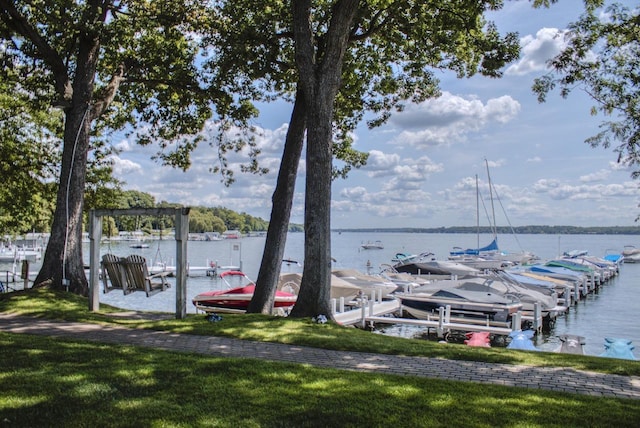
[121,254,170,297]
[101,253,126,293]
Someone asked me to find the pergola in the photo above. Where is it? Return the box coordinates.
[88,207,190,319]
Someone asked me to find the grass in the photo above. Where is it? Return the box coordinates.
[2,288,639,376]
[1,288,640,427]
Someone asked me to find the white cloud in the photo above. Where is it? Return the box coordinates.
[506,28,570,76]
[387,92,520,148]
[580,169,610,183]
[111,157,142,175]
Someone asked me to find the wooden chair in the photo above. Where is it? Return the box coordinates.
[121,254,170,297]
[101,253,126,293]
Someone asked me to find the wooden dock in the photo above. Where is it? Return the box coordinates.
[333,299,401,325]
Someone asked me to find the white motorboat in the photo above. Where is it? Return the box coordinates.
[361,240,384,250]
[395,287,522,323]
[278,272,363,303]
[622,245,640,263]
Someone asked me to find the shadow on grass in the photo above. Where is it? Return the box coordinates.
[1,333,639,427]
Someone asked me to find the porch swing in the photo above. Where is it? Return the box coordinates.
[100,214,172,297]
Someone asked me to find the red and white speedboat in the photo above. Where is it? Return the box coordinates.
[192,270,297,314]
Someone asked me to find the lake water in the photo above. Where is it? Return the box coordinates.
[3,231,639,357]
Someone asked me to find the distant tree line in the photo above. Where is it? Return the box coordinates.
[1,182,301,237]
[336,226,640,235]
[98,190,303,236]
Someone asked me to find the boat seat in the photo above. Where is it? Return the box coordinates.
[101,253,126,294]
[121,254,170,297]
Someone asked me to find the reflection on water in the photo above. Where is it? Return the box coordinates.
[2,231,639,357]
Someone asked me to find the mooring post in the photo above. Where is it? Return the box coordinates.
[511,312,522,331]
[437,306,445,337]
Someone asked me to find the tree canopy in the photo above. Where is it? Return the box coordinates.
[533,2,640,179]
[0,0,259,294]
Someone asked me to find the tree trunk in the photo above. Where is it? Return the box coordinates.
[35,106,91,295]
[247,88,307,313]
[34,33,101,296]
[289,0,359,318]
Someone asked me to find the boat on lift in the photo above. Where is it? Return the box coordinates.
[192,270,297,314]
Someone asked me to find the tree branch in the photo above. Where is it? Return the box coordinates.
[0,0,72,102]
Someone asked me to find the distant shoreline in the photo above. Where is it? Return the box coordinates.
[332,226,640,235]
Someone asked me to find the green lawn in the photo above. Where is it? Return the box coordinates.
[1,288,639,427]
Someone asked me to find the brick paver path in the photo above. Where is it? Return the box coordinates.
[1,313,639,399]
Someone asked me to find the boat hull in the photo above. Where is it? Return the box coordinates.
[396,292,522,323]
[192,285,297,313]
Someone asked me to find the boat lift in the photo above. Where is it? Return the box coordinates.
[332,289,543,339]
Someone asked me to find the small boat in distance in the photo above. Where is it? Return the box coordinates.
[622,245,640,263]
[361,240,384,250]
[192,270,297,314]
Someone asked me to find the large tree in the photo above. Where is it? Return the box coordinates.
[0,1,256,294]
[533,2,640,181]
[248,1,520,317]
[209,1,522,316]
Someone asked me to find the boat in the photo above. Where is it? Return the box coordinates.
[392,256,481,278]
[332,269,399,298]
[278,272,362,302]
[409,273,561,320]
[622,245,640,263]
[448,162,538,266]
[395,287,522,323]
[603,249,624,265]
[129,243,150,249]
[361,240,384,250]
[192,270,297,314]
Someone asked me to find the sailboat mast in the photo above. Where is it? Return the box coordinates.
[485,159,497,239]
[475,174,479,249]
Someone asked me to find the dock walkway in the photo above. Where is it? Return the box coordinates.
[1,313,639,400]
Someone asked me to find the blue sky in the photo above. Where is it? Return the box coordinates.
[110,0,640,229]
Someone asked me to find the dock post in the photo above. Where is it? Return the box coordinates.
[511,312,521,331]
[437,306,445,338]
[331,298,336,315]
[564,286,571,306]
[533,303,541,332]
[369,298,375,318]
[574,283,579,303]
[360,299,367,329]
[339,297,345,313]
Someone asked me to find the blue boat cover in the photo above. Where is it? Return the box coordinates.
[450,238,499,256]
[604,254,623,263]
